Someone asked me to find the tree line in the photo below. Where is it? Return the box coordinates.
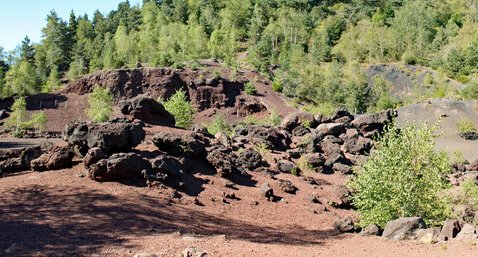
[1,0,478,113]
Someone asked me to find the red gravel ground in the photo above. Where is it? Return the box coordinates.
[1,157,477,256]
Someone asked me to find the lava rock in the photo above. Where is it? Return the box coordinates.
[382,217,426,241]
[152,132,207,158]
[119,96,175,126]
[88,153,152,182]
[31,146,74,171]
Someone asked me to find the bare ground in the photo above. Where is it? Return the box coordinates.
[1,161,477,256]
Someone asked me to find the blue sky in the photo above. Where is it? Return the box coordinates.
[0,0,142,51]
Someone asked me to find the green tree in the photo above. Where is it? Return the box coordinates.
[4,97,28,136]
[160,89,194,129]
[20,36,35,63]
[86,86,114,122]
[5,60,39,96]
[349,123,451,227]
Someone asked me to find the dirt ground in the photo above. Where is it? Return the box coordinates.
[1,162,477,257]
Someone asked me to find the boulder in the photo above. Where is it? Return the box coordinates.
[316,123,345,137]
[332,163,353,174]
[152,132,206,158]
[206,148,236,177]
[352,110,394,137]
[63,118,145,155]
[150,155,184,180]
[382,217,426,241]
[304,153,325,168]
[83,147,107,167]
[246,125,291,151]
[119,96,175,126]
[439,219,461,241]
[416,228,441,244]
[277,160,297,173]
[31,146,74,171]
[455,223,478,240]
[88,153,151,182]
[0,109,9,120]
[359,225,381,236]
[281,112,318,131]
[277,179,298,194]
[236,149,263,171]
[333,217,356,233]
[341,135,372,155]
[0,147,42,174]
[260,182,274,200]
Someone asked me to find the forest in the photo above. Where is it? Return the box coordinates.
[1,0,478,113]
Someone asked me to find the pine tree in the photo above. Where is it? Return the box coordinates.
[20,36,35,63]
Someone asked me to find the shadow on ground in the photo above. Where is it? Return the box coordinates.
[0,184,340,256]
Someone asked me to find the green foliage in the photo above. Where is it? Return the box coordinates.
[5,97,28,136]
[243,110,282,126]
[86,86,113,122]
[205,115,230,136]
[4,61,39,97]
[244,81,257,95]
[456,119,477,134]
[349,123,451,227]
[161,89,194,129]
[4,98,47,136]
[368,75,401,112]
[271,78,283,92]
[460,81,478,100]
[460,179,478,210]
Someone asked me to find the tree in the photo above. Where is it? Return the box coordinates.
[41,11,70,72]
[20,36,35,63]
[349,123,451,227]
[5,60,39,96]
[86,86,113,122]
[160,89,194,129]
[4,97,28,136]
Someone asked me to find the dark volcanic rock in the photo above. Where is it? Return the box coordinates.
[119,96,175,126]
[83,147,107,167]
[206,147,236,177]
[277,179,298,194]
[281,112,318,131]
[63,118,145,155]
[152,132,207,158]
[0,147,42,174]
[382,217,426,241]
[236,149,263,171]
[89,153,151,182]
[31,146,74,171]
[352,110,394,137]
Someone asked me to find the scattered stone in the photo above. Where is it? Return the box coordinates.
[316,123,345,136]
[332,163,353,174]
[382,217,426,241]
[333,217,356,233]
[359,225,381,236]
[455,223,478,240]
[182,247,208,257]
[277,160,297,173]
[277,179,298,194]
[281,112,318,131]
[260,182,273,200]
[416,228,441,244]
[439,219,461,241]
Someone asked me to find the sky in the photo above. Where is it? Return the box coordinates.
[0,0,142,51]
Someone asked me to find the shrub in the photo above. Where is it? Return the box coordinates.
[161,89,194,129]
[205,115,230,135]
[244,82,257,95]
[213,69,221,79]
[5,97,28,136]
[243,110,282,126]
[272,79,283,92]
[29,111,47,132]
[348,123,451,227]
[456,119,477,134]
[460,81,478,100]
[86,86,113,123]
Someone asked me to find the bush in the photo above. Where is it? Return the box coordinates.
[348,123,451,227]
[271,79,283,92]
[86,86,113,122]
[460,81,478,100]
[456,119,477,134]
[243,110,282,126]
[5,97,28,136]
[205,115,230,135]
[161,89,194,129]
[244,82,257,95]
